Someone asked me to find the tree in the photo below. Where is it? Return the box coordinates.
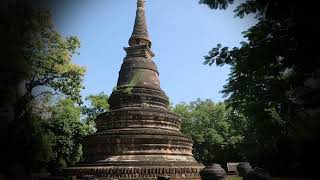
[199,0,234,10]
[2,2,86,179]
[200,0,320,177]
[22,9,85,105]
[32,97,91,174]
[82,92,109,122]
[82,92,109,133]
[172,99,248,166]
[7,6,85,123]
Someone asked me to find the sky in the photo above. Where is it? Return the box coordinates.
[42,0,256,105]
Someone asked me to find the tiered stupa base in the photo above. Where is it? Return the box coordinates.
[64,105,203,179]
[65,162,202,179]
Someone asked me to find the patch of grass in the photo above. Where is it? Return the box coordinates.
[227,177,312,180]
[273,178,312,180]
[227,176,242,180]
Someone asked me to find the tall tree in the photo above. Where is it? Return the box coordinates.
[200,0,320,177]
[172,99,248,166]
[32,97,91,174]
[22,9,85,105]
[2,2,86,179]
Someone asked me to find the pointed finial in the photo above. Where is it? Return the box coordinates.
[137,0,145,8]
[129,0,152,47]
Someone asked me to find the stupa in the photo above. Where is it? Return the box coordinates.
[65,0,203,179]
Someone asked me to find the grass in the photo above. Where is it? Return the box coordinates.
[227,177,242,180]
[273,178,312,180]
[226,177,312,180]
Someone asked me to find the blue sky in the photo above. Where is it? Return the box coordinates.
[44,0,256,105]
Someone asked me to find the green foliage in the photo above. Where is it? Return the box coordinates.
[82,92,109,130]
[22,9,85,104]
[172,99,248,165]
[199,0,234,10]
[201,0,320,176]
[32,97,91,174]
[83,92,109,118]
[128,71,142,87]
[114,71,142,95]
[4,5,87,177]
[122,86,134,95]
[113,85,134,96]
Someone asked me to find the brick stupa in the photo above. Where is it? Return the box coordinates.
[65,0,203,179]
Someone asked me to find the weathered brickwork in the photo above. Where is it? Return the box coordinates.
[64,0,203,179]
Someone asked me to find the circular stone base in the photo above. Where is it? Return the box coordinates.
[64,161,203,179]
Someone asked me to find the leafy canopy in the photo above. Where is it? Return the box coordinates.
[200,0,320,176]
[82,92,109,120]
[32,96,91,174]
[82,92,109,132]
[4,5,88,177]
[172,99,248,165]
[22,9,85,104]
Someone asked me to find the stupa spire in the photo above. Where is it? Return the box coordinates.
[129,0,152,47]
[64,1,203,178]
